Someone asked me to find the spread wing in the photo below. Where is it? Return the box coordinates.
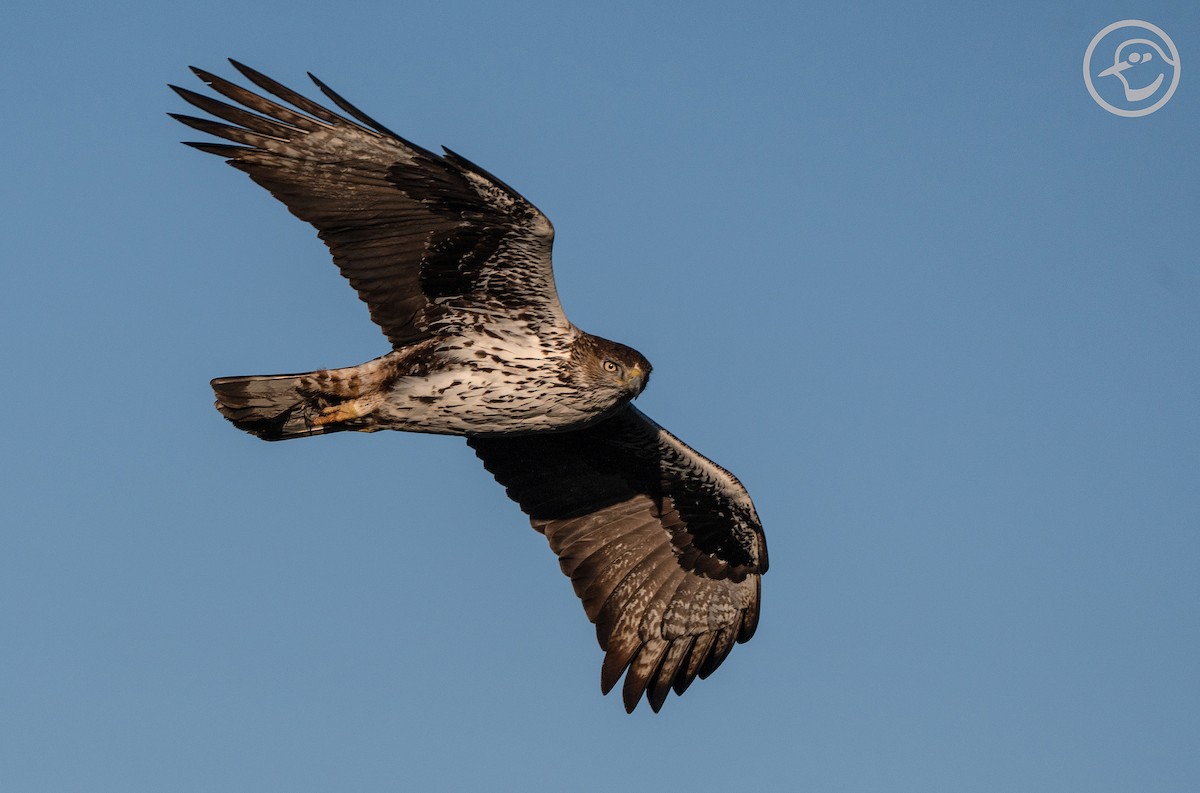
[169,61,566,347]
[468,405,768,712]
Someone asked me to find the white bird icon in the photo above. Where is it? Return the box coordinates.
[1098,38,1177,103]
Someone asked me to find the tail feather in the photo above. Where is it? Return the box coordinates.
[211,372,348,441]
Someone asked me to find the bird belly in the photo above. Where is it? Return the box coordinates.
[372,367,610,436]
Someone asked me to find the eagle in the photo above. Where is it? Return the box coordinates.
[171,61,768,712]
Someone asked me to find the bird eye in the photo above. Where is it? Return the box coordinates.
[602,360,619,373]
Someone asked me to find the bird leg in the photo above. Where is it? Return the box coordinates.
[312,395,383,426]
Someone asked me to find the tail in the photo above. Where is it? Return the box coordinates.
[211,369,369,441]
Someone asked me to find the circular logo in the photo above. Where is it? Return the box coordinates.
[1083,20,1180,117]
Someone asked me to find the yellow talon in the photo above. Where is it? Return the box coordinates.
[312,402,363,425]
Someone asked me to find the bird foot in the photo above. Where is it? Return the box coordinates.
[313,401,364,425]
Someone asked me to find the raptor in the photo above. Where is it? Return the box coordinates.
[171,61,768,712]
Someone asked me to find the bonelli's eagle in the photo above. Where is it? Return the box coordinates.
[171,62,768,712]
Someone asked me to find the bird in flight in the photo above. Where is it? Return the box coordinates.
[171,61,768,712]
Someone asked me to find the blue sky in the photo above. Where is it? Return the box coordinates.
[3,1,1197,790]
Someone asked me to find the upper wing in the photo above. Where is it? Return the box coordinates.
[170,61,566,347]
[468,405,768,712]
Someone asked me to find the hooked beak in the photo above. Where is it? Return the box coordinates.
[623,365,648,397]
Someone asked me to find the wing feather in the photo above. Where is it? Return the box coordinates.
[469,405,767,712]
[592,541,678,649]
[676,631,717,696]
[171,62,566,347]
[699,627,738,680]
[648,636,693,711]
[622,638,670,712]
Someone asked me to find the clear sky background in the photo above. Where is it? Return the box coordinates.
[3,2,1197,791]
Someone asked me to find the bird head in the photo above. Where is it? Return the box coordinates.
[577,335,652,399]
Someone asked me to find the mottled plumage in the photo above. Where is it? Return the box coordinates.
[172,61,767,711]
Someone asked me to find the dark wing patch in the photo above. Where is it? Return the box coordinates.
[469,406,767,712]
[169,61,565,347]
